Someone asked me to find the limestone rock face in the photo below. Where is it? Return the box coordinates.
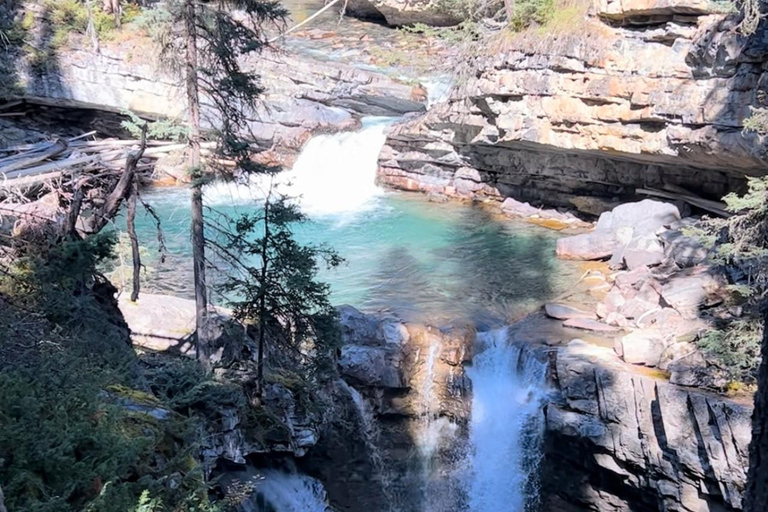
[19,46,426,163]
[377,5,767,213]
[539,340,752,512]
[334,306,473,511]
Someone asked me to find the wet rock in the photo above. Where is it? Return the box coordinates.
[668,349,728,388]
[538,339,751,512]
[545,303,597,321]
[339,345,403,388]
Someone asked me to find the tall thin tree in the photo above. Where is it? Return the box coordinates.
[152,0,286,366]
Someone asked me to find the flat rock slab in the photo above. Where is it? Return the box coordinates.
[545,303,597,321]
[118,293,201,355]
[563,318,622,333]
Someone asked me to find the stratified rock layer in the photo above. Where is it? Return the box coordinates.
[538,339,752,512]
[15,43,426,162]
[378,1,768,213]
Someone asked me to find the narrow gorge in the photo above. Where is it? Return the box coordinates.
[0,0,766,511]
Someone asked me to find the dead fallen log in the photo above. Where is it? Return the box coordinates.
[636,187,731,217]
[0,139,69,174]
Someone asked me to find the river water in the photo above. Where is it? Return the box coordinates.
[129,119,577,329]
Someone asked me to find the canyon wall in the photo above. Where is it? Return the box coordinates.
[9,40,426,163]
[378,0,768,214]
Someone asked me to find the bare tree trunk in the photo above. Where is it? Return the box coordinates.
[65,177,85,237]
[184,0,210,369]
[257,180,272,399]
[84,130,147,234]
[504,0,515,19]
[85,0,100,53]
[103,0,121,27]
[127,179,140,302]
[745,313,768,512]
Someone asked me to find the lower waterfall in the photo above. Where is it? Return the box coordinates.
[243,470,330,512]
[463,328,548,512]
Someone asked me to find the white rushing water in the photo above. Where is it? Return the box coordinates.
[464,328,548,512]
[204,117,392,217]
[245,470,330,512]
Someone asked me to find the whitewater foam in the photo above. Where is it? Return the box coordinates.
[203,117,393,218]
[464,328,548,512]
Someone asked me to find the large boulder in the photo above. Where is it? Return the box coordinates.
[660,266,725,318]
[557,200,680,261]
[338,345,404,388]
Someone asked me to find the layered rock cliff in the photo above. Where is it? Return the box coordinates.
[9,38,426,163]
[377,0,768,214]
[501,318,753,512]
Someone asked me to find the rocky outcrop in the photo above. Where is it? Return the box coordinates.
[346,0,464,26]
[377,1,768,214]
[14,41,426,163]
[538,339,752,512]
[326,305,473,512]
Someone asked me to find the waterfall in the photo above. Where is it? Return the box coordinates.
[204,117,392,217]
[463,328,548,512]
[243,470,330,512]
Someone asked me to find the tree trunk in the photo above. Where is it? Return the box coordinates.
[184,0,210,369]
[257,186,271,398]
[127,179,141,302]
[744,313,768,512]
[0,484,6,512]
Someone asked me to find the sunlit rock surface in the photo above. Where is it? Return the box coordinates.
[377,2,768,214]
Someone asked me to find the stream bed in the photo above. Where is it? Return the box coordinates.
[126,120,579,329]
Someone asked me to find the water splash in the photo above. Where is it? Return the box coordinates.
[204,117,393,218]
[245,470,330,512]
[464,328,548,512]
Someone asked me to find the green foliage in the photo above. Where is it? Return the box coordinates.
[699,318,763,383]
[43,0,136,48]
[216,185,343,380]
[0,236,218,512]
[744,106,768,135]
[692,177,768,382]
[509,0,556,31]
[121,110,189,142]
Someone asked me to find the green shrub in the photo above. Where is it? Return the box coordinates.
[509,0,556,31]
[699,318,763,383]
[690,177,768,382]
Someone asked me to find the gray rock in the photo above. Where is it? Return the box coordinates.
[339,345,403,388]
[615,329,666,366]
[556,232,618,260]
[563,318,621,333]
[338,305,380,346]
[596,200,680,237]
[660,266,724,318]
[622,235,666,270]
[545,303,597,320]
[668,350,728,388]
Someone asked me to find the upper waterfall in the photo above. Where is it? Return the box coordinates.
[204,117,393,217]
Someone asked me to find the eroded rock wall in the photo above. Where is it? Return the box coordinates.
[528,339,753,512]
[11,41,426,162]
[378,0,768,214]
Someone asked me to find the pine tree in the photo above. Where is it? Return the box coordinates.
[153,0,287,367]
[213,180,342,399]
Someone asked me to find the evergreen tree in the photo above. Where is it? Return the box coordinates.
[214,180,342,398]
[153,0,287,367]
